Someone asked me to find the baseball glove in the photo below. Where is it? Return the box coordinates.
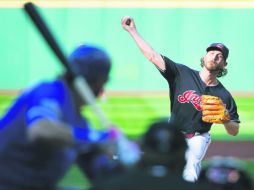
[201,95,230,124]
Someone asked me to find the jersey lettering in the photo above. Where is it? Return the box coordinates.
[177,90,201,111]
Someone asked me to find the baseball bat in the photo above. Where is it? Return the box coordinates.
[23,2,111,129]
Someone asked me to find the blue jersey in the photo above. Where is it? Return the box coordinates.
[0,79,109,190]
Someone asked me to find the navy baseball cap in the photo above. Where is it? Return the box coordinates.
[206,43,229,60]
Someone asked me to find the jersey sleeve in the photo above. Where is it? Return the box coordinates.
[24,82,65,126]
[225,95,240,123]
[157,55,180,83]
[26,98,63,126]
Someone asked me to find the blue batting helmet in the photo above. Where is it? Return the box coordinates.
[68,44,111,82]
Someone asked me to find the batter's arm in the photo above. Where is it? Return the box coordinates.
[223,121,239,136]
[121,16,165,71]
[27,119,73,147]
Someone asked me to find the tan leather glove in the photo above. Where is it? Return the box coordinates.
[201,95,230,124]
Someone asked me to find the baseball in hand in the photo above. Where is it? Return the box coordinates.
[126,19,131,26]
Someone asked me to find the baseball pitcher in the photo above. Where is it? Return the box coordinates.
[121,16,240,182]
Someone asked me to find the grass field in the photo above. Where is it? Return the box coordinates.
[0,94,253,188]
[83,95,254,141]
[1,94,254,140]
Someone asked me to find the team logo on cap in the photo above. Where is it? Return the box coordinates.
[216,44,223,48]
[177,90,201,110]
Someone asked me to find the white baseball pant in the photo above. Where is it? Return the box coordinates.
[183,132,211,182]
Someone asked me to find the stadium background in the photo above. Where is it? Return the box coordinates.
[0,0,253,188]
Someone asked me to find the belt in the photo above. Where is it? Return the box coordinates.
[182,132,202,139]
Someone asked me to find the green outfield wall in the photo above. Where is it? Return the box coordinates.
[0,7,254,91]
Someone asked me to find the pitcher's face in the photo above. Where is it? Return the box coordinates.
[203,50,226,72]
